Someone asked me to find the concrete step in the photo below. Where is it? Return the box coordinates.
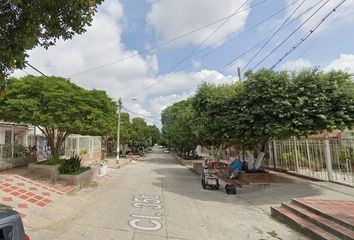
[271,206,341,240]
[292,198,354,232]
[282,203,354,240]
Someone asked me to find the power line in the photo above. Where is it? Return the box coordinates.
[146,1,322,96]
[24,62,48,77]
[67,0,266,78]
[130,0,254,99]
[271,0,347,70]
[122,107,161,126]
[241,0,307,72]
[122,106,161,119]
[297,6,344,59]
[178,0,303,71]
[197,1,324,85]
[110,0,293,98]
[251,0,331,71]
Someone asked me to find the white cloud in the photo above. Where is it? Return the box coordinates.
[280,54,354,73]
[281,58,313,72]
[13,0,158,101]
[191,60,202,70]
[146,0,250,47]
[131,69,235,101]
[286,0,354,34]
[150,93,192,114]
[128,103,153,116]
[324,54,354,72]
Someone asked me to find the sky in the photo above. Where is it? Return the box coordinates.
[13,0,354,127]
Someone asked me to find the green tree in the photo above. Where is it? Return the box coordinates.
[131,117,151,150]
[0,75,117,155]
[0,0,103,83]
[193,83,242,159]
[231,69,293,149]
[149,125,161,145]
[165,69,354,168]
[289,69,354,136]
[161,99,199,157]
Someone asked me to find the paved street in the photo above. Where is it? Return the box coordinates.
[24,149,354,240]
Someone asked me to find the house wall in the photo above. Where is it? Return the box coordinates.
[0,128,5,145]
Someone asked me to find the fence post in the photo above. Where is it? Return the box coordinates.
[324,136,333,181]
[293,137,300,172]
[305,140,312,171]
[272,140,277,169]
[11,124,14,158]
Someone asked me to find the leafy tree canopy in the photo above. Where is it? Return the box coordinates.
[149,125,161,145]
[0,75,117,154]
[131,117,152,148]
[0,0,103,82]
[162,69,354,157]
[162,98,200,156]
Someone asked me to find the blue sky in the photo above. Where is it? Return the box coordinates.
[15,0,354,126]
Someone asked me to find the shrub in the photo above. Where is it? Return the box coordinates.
[339,146,354,165]
[40,155,62,165]
[59,154,82,174]
[13,145,26,157]
[279,150,309,170]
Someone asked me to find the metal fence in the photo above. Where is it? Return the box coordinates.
[64,135,101,158]
[0,144,12,159]
[269,138,354,186]
[0,144,27,159]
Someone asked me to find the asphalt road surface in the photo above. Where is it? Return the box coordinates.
[27,148,306,240]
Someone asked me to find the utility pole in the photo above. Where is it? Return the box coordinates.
[116,98,122,163]
[237,67,242,81]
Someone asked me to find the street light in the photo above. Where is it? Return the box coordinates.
[116,98,122,163]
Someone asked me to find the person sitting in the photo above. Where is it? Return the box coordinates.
[226,157,243,179]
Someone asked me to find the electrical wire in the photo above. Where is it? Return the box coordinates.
[270,0,347,70]
[131,1,325,99]
[196,1,325,86]
[110,0,295,98]
[122,106,161,119]
[297,6,345,59]
[241,0,307,72]
[251,0,331,71]
[24,62,48,77]
[129,0,253,99]
[67,0,266,78]
[177,0,304,71]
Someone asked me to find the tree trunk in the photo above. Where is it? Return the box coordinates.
[245,150,255,169]
[38,126,69,156]
[100,136,108,160]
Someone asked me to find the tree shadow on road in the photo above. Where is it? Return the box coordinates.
[150,163,328,207]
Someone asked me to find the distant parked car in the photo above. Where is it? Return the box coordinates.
[163,149,170,153]
[0,204,29,240]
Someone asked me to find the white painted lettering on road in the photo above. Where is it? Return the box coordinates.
[129,194,163,231]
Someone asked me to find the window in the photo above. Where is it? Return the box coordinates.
[0,225,13,240]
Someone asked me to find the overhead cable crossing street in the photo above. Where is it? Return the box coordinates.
[250,0,331,71]
[270,0,347,70]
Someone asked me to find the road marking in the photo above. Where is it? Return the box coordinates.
[129,194,163,231]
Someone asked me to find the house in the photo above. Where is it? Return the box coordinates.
[0,121,102,169]
[0,121,36,169]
